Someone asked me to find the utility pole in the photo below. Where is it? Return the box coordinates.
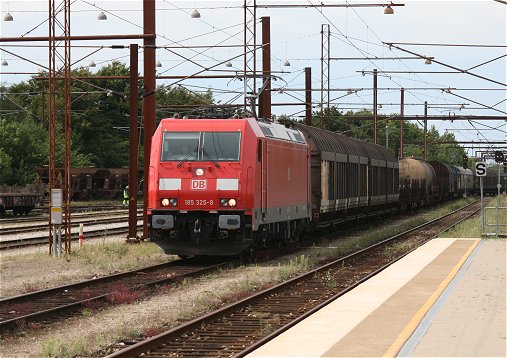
[305,67,312,126]
[142,0,156,240]
[373,68,378,144]
[400,88,404,158]
[128,44,139,242]
[320,24,330,129]
[259,16,271,119]
[424,101,428,160]
[244,0,257,114]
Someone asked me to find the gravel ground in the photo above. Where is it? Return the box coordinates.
[1,235,137,298]
[0,255,300,357]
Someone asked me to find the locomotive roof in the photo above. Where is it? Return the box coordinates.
[256,120,306,144]
[159,117,307,145]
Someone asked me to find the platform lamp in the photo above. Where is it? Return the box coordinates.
[3,12,13,21]
[97,11,107,20]
[384,3,394,14]
[191,1,201,18]
[191,9,201,18]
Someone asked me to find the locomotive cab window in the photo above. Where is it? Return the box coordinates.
[161,131,241,162]
[161,132,200,161]
[202,132,241,161]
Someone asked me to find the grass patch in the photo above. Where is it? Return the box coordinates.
[277,254,310,281]
[68,241,169,271]
[311,197,478,262]
[440,195,506,238]
[42,337,86,358]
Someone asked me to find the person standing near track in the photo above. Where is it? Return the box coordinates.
[123,185,129,206]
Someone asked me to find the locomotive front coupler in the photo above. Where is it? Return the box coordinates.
[194,219,201,234]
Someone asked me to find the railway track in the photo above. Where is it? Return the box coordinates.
[104,200,482,357]
[0,211,143,250]
[0,223,143,250]
[0,204,134,220]
[0,258,235,336]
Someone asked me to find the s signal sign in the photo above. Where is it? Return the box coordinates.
[475,162,487,177]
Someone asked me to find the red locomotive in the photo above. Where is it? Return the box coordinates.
[147,117,311,256]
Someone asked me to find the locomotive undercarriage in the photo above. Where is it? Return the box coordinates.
[254,218,309,249]
[149,211,253,256]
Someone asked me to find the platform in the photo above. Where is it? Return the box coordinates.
[246,238,506,357]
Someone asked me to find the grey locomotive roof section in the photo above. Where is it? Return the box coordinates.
[257,121,306,144]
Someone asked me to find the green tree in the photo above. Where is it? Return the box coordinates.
[0,117,47,185]
[1,62,214,184]
[0,148,13,184]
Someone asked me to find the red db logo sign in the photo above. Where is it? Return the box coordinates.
[191,180,207,190]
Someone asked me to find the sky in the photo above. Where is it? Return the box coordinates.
[0,0,506,160]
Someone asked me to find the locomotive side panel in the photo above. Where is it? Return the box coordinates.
[259,138,310,226]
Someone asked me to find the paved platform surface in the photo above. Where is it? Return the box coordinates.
[247,238,506,358]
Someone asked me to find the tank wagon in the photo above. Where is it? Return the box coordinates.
[398,157,436,209]
[0,184,45,215]
[147,117,400,256]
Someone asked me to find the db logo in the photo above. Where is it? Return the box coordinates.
[191,180,207,190]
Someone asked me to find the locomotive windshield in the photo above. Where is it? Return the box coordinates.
[161,131,241,162]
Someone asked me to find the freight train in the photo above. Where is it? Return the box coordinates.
[35,167,142,200]
[0,184,45,215]
[147,116,503,257]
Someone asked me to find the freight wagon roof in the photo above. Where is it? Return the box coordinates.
[429,160,459,176]
[291,122,396,162]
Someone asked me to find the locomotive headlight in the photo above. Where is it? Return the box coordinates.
[195,168,204,176]
[220,198,237,207]
[161,198,178,207]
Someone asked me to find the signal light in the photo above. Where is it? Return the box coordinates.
[463,155,468,169]
[494,150,504,163]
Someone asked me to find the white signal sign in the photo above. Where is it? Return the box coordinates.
[475,162,487,177]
